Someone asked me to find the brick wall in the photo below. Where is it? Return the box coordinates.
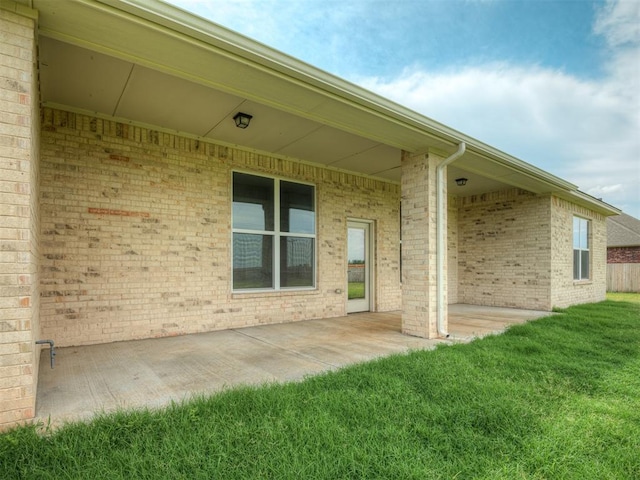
[400,151,440,338]
[0,5,40,430]
[457,189,552,310]
[550,197,607,308]
[455,188,608,311]
[447,195,458,304]
[607,246,640,263]
[39,108,401,347]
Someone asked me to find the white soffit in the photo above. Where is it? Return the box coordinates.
[21,0,619,215]
[448,166,507,196]
[279,127,380,166]
[332,144,401,175]
[39,36,132,114]
[39,37,398,174]
[115,65,245,136]
[205,100,322,153]
[29,0,453,152]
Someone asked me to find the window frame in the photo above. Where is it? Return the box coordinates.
[572,216,590,281]
[232,171,317,292]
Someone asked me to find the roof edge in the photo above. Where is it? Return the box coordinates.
[98,0,581,192]
[33,0,621,216]
[558,190,621,217]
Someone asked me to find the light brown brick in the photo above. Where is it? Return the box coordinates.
[39,107,401,347]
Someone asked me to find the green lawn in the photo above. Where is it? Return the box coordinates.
[607,291,640,303]
[348,281,365,299]
[2,299,639,479]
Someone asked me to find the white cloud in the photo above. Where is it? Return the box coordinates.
[594,0,640,48]
[167,0,640,216]
[357,1,640,217]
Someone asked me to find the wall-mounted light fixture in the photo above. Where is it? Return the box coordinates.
[233,112,253,129]
[455,177,468,186]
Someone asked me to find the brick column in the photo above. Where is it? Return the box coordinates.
[401,151,438,338]
[0,3,40,430]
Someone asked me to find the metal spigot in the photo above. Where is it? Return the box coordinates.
[35,340,56,368]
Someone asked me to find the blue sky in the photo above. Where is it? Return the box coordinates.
[166,0,640,218]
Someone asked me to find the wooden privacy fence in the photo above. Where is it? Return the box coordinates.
[607,263,640,292]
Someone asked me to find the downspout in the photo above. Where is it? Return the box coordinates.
[436,142,466,337]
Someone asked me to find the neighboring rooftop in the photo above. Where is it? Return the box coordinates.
[607,213,640,247]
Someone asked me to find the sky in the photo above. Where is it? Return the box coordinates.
[166,0,640,218]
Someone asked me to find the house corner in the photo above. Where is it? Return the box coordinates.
[0,3,41,431]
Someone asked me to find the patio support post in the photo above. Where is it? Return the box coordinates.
[400,150,439,338]
[0,2,41,431]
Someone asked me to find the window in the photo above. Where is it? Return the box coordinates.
[232,172,315,290]
[573,216,590,280]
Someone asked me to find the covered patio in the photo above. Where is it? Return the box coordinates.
[0,0,617,431]
[35,305,551,427]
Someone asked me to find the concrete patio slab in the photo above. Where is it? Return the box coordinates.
[35,305,551,427]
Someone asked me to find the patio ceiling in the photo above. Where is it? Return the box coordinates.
[38,34,515,196]
[39,36,406,181]
[20,0,619,211]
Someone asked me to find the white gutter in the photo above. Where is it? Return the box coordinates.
[26,1,617,216]
[436,142,466,337]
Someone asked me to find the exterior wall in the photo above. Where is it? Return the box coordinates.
[550,197,607,308]
[607,246,640,263]
[447,195,458,304]
[39,108,401,347]
[457,189,552,310]
[0,5,40,430]
[400,151,440,338]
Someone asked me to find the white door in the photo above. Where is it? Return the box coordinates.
[347,221,372,313]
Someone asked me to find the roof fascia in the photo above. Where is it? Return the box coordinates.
[31,0,619,215]
[98,1,580,190]
[99,0,458,135]
[34,0,452,151]
[100,0,483,155]
[556,190,621,216]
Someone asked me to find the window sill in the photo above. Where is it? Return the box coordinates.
[572,279,592,286]
[232,288,318,300]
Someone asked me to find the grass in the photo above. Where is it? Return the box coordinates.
[348,281,365,299]
[2,299,639,479]
[607,291,640,303]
